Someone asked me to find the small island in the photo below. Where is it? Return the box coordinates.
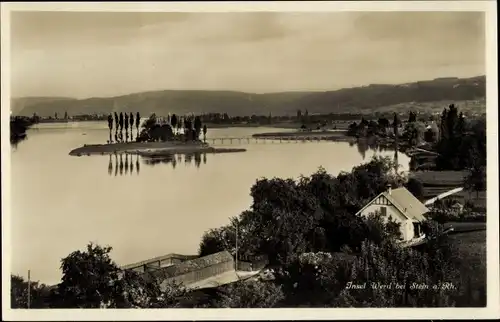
[69,113,247,156]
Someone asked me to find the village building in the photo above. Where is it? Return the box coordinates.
[121,253,199,273]
[355,185,429,243]
[122,251,268,291]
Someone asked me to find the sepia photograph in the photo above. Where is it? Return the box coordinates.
[1,1,499,320]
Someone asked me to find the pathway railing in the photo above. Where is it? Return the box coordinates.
[424,187,464,206]
[207,136,341,144]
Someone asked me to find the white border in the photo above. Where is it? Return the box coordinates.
[1,1,498,320]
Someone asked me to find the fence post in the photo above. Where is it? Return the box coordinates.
[27,270,31,309]
[235,220,238,271]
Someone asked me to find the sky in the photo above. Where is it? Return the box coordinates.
[10,11,485,99]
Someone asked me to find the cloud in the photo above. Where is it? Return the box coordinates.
[351,11,485,43]
[10,11,191,50]
[9,11,486,98]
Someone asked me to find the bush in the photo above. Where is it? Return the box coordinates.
[50,243,192,308]
[331,238,458,307]
[10,275,53,308]
[405,178,424,200]
[212,280,285,308]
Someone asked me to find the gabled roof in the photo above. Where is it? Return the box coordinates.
[356,187,428,222]
[152,250,234,280]
[385,187,428,222]
[121,253,198,270]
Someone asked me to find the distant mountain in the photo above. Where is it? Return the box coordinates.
[11,97,77,115]
[12,76,485,117]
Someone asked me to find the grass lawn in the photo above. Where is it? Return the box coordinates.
[448,230,486,306]
[410,170,486,211]
[411,171,467,186]
[444,222,486,232]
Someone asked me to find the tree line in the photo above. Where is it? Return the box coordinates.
[11,156,484,308]
[10,116,36,145]
[107,112,141,143]
[106,112,209,144]
[346,104,486,168]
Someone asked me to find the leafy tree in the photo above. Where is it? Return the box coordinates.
[119,270,193,308]
[178,117,184,135]
[184,117,194,141]
[439,108,448,141]
[198,216,241,257]
[11,274,52,308]
[405,178,424,200]
[275,251,355,306]
[212,280,285,308]
[56,242,191,308]
[331,238,457,307]
[135,112,141,134]
[194,116,202,140]
[136,114,174,142]
[129,113,135,140]
[436,105,485,170]
[107,114,113,142]
[198,156,406,268]
[114,112,119,136]
[464,165,486,199]
[402,122,424,147]
[124,113,129,141]
[57,243,125,308]
[392,113,400,137]
[31,112,40,124]
[118,112,124,141]
[408,111,417,123]
[362,211,402,243]
[129,113,134,129]
[347,122,358,137]
[171,114,178,135]
[377,118,390,135]
[203,124,207,143]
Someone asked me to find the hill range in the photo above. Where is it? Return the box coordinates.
[11,75,486,117]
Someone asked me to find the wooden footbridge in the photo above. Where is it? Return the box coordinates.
[207,135,346,145]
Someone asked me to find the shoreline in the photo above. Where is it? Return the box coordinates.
[69,141,246,156]
[31,120,350,131]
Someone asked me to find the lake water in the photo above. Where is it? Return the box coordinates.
[10,122,410,285]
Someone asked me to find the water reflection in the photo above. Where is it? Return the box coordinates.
[11,136,27,148]
[107,152,208,175]
[142,154,178,169]
[107,154,140,176]
[141,152,207,170]
[352,138,400,172]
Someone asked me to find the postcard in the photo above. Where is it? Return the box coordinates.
[2,1,498,320]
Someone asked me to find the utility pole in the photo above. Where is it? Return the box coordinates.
[27,270,31,309]
[235,220,238,272]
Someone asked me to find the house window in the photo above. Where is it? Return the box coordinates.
[413,223,421,237]
[380,206,387,216]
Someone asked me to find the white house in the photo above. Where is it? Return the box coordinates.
[355,186,429,242]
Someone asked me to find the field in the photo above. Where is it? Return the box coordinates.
[410,171,468,186]
[444,222,486,232]
[448,230,487,306]
[410,171,486,210]
[374,99,486,115]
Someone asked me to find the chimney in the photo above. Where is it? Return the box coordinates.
[387,184,392,195]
